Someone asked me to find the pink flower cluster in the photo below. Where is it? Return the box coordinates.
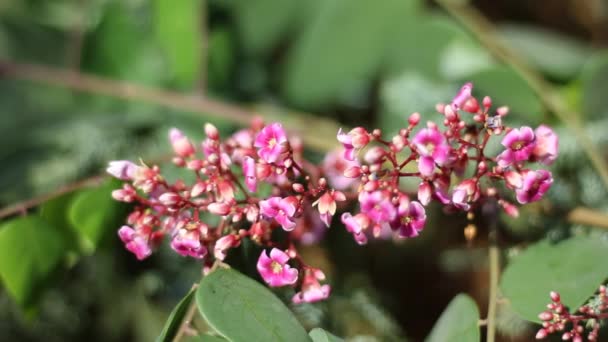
[536,286,608,341]
[107,119,348,303]
[336,83,558,244]
[107,82,558,304]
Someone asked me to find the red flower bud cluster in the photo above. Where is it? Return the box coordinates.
[536,286,608,341]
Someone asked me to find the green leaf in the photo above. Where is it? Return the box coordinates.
[283,0,420,108]
[153,0,202,88]
[0,216,68,307]
[580,52,608,121]
[425,294,480,342]
[68,179,126,254]
[196,267,310,342]
[309,328,344,342]
[501,236,608,322]
[498,23,591,80]
[156,288,196,342]
[181,334,227,342]
[468,66,543,125]
[230,0,301,57]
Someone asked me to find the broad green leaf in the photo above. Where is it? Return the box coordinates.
[468,66,543,124]
[156,288,196,342]
[0,216,68,307]
[207,29,236,91]
[153,0,202,88]
[501,236,608,322]
[283,0,420,108]
[425,294,480,342]
[68,179,126,254]
[39,192,81,261]
[580,52,608,121]
[196,267,309,342]
[499,23,591,80]
[230,0,301,57]
[183,334,227,342]
[309,328,344,342]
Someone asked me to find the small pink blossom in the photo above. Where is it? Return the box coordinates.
[532,125,558,165]
[391,196,426,238]
[515,170,553,204]
[243,156,257,192]
[292,268,330,304]
[451,82,473,110]
[341,212,370,245]
[214,234,240,261]
[257,248,298,287]
[322,149,359,190]
[171,224,208,259]
[112,184,137,202]
[359,191,396,224]
[337,127,370,161]
[451,179,479,211]
[169,128,195,158]
[254,123,288,164]
[418,181,432,206]
[412,127,449,177]
[259,196,298,231]
[497,127,536,167]
[107,160,139,180]
[313,190,346,227]
[118,225,152,260]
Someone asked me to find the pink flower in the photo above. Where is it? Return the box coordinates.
[171,224,208,259]
[259,196,298,231]
[451,179,479,211]
[391,196,426,238]
[214,234,241,261]
[313,190,346,227]
[532,125,558,165]
[451,82,473,110]
[254,123,288,164]
[322,149,359,190]
[112,184,136,202]
[515,170,553,204]
[497,127,536,167]
[341,212,370,245]
[243,156,257,192]
[118,225,152,260]
[359,191,396,224]
[257,248,298,287]
[107,160,139,180]
[337,127,370,161]
[292,268,331,304]
[418,181,432,206]
[412,127,450,177]
[169,128,195,158]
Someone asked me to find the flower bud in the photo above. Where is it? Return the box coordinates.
[364,146,385,164]
[159,192,180,206]
[550,291,561,302]
[204,123,219,140]
[344,166,361,178]
[536,328,548,339]
[538,311,553,321]
[169,128,195,157]
[208,202,231,216]
[292,183,305,193]
[483,96,492,108]
[417,182,432,206]
[408,112,420,126]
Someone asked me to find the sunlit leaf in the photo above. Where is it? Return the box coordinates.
[425,294,480,342]
[501,236,608,322]
[156,288,196,342]
[196,267,309,341]
[0,216,68,307]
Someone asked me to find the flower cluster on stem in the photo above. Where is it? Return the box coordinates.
[536,286,608,341]
[107,82,558,303]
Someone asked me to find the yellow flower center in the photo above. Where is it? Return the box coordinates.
[271,261,282,274]
[268,138,277,148]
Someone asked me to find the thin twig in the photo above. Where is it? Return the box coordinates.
[0,175,105,219]
[0,59,340,152]
[567,207,608,229]
[436,0,608,191]
[173,284,200,342]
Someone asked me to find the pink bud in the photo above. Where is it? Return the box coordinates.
[451,82,473,109]
[562,332,572,340]
[536,328,548,339]
[444,105,456,121]
[504,171,523,189]
[204,123,219,140]
[417,182,432,206]
[208,202,231,216]
[169,128,195,157]
[550,291,561,302]
[496,106,509,116]
[483,96,492,108]
[409,112,420,126]
[364,146,385,164]
[538,311,553,321]
[292,183,305,193]
[344,166,362,178]
[499,200,519,218]
[159,192,180,206]
[462,98,479,113]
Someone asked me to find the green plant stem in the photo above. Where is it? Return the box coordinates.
[0,59,340,152]
[487,243,499,342]
[174,284,200,342]
[436,0,608,191]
